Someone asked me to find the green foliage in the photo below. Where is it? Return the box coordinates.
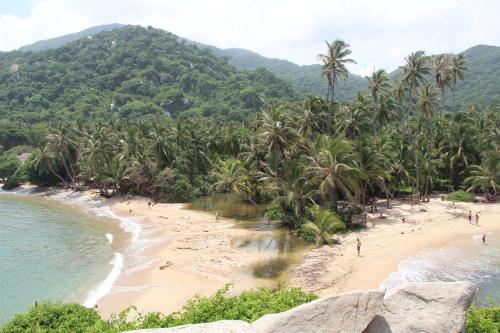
[266,202,281,220]
[302,208,345,245]
[0,302,107,333]
[445,190,476,202]
[1,286,317,332]
[0,25,297,130]
[467,304,500,333]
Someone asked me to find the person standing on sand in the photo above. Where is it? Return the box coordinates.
[356,238,361,256]
[475,213,479,226]
[482,234,487,245]
[468,210,472,224]
[215,211,220,223]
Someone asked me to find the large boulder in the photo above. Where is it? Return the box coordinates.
[127,320,253,333]
[252,290,384,333]
[364,281,476,333]
[124,282,475,333]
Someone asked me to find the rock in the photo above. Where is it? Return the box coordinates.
[252,290,384,333]
[364,281,476,333]
[124,320,254,333]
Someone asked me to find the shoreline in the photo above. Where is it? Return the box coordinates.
[2,186,500,318]
[289,197,500,296]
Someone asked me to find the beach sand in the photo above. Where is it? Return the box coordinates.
[97,198,282,317]
[290,197,500,296]
[83,193,499,317]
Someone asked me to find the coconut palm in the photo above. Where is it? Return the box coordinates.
[302,208,345,245]
[400,51,431,120]
[416,83,438,199]
[318,40,357,103]
[212,158,248,195]
[432,54,450,117]
[367,69,391,104]
[30,144,67,186]
[308,136,360,211]
[448,54,468,111]
[465,153,500,198]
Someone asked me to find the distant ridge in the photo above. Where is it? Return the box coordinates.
[18,23,125,52]
[16,24,500,106]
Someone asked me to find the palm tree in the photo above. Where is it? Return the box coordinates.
[400,51,431,121]
[367,69,391,105]
[416,83,439,200]
[401,51,431,197]
[318,40,357,103]
[448,54,468,112]
[465,153,499,198]
[432,54,450,117]
[302,208,345,245]
[212,158,248,195]
[30,144,67,186]
[308,136,360,211]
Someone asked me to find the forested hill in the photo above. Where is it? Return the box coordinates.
[453,44,500,106]
[186,42,366,101]
[0,25,297,125]
[18,24,125,52]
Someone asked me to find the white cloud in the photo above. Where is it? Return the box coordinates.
[1,0,499,75]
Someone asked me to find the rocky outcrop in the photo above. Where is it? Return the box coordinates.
[364,281,476,333]
[124,281,476,333]
[130,321,254,333]
[252,290,384,333]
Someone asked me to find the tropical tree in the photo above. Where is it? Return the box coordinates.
[318,40,356,103]
[465,153,500,198]
[432,54,450,116]
[302,208,345,245]
[308,136,360,211]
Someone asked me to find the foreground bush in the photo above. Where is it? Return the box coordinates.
[467,304,500,333]
[1,285,317,332]
[445,190,476,202]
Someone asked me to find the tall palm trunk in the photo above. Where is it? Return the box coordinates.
[424,120,433,201]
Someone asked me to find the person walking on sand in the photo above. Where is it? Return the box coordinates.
[468,210,472,224]
[475,213,479,226]
[482,234,487,245]
[215,211,220,223]
[356,238,361,256]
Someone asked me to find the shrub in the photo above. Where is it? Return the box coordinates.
[1,286,317,332]
[445,190,476,202]
[0,302,109,333]
[266,202,281,220]
[467,304,500,333]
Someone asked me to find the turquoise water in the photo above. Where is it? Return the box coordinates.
[0,193,120,324]
[381,233,500,304]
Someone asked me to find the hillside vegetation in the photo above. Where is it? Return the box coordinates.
[0,25,296,126]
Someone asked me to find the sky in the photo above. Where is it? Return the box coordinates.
[0,0,499,75]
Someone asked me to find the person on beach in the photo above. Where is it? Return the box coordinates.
[356,238,361,256]
[147,198,152,208]
[475,213,479,226]
[452,201,456,209]
[468,210,472,224]
[482,234,487,245]
[215,211,220,222]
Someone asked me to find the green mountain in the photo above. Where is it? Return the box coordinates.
[18,24,125,52]
[186,42,366,101]
[453,45,500,106]
[0,25,297,125]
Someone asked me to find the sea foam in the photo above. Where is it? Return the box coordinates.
[83,252,124,307]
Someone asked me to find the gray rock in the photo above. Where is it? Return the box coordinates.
[252,290,384,333]
[124,320,253,333]
[364,281,476,333]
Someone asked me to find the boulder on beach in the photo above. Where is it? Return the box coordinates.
[124,281,476,333]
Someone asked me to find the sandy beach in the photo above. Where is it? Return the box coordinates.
[16,186,498,318]
[290,197,500,295]
[90,193,500,317]
[96,197,286,317]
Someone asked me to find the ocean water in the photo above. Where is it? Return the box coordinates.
[0,192,126,324]
[381,233,500,304]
